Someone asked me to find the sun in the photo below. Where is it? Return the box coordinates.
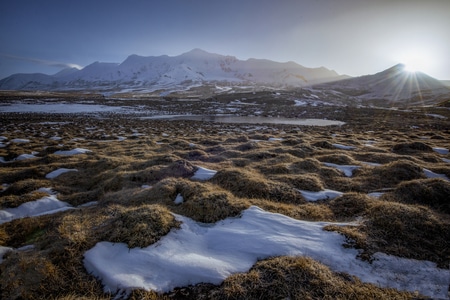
[397,49,434,74]
[402,56,427,73]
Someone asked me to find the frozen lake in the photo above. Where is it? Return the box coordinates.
[142,115,345,126]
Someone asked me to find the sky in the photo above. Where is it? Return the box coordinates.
[1,0,449,80]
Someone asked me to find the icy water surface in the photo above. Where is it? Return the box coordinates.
[142,115,345,126]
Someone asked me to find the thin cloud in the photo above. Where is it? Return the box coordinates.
[0,53,82,69]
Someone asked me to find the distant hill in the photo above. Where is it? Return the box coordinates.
[0,49,343,92]
[312,64,450,106]
[440,80,450,87]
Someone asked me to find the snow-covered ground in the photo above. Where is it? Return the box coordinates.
[298,189,343,201]
[0,194,73,225]
[45,168,78,179]
[84,206,450,298]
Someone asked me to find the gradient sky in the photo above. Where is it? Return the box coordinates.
[1,0,449,80]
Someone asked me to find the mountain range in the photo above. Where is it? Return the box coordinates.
[0,49,448,106]
[0,49,344,92]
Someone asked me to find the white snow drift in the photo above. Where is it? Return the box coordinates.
[83,206,450,298]
[0,194,72,225]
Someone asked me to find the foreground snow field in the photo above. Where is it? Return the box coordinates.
[84,206,450,298]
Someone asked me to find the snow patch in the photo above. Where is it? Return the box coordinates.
[433,147,449,155]
[15,154,38,161]
[191,167,217,180]
[298,189,343,201]
[54,148,91,155]
[332,143,356,150]
[83,206,450,298]
[322,162,360,177]
[174,193,184,204]
[11,138,30,143]
[0,195,73,225]
[423,169,449,181]
[45,168,78,179]
[0,246,13,264]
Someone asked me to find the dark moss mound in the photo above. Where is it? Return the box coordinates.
[312,140,334,149]
[211,168,305,204]
[103,204,180,248]
[329,193,372,220]
[374,160,424,184]
[387,178,450,214]
[365,201,450,268]
[316,153,355,165]
[392,142,433,153]
[205,256,415,300]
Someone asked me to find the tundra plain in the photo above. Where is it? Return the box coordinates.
[1,91,449,299]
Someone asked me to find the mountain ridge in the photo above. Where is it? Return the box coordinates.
[0,49,344,92]
[311,63,449,106]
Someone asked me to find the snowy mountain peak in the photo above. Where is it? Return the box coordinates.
[0,49,343,92]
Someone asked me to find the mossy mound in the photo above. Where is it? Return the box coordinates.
[141,178,249,223]
[102,204,180,248]
[392,141,433,153]
[385,178,450,214]
[364,201,450,268]
[176,256,415,299]
[328,193,372,220]
[211,168,305,204]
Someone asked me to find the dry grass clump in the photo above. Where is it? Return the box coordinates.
[375,160,425,182]
[147,178,249,223]
[328,193,372,220]
[0,214,52,247]
[355,159,425,190]
[364,201,450,268]
[271,174,324,191]
[290,158,322,173]
[0,209,106,299]
[235,142,259,152]
[265,153,298,164]
[160,160,197,178]
[0,190,50,209]
[392,141,433,154]
[0,178,51,196]
[176,149,210,161]
[0,249,105,300]
[128,159,197,184]
[211,168,305,204]
[57,188,103,207]
[253,199,334,221]
[175,190,249,223]
[207,256,416,299]
[242,150,276,161]
[127,289,168,300]
[0,167,45,184]
[384,178,450,214]
[312,140,334,149]
[316,153,355,165]
[257,163,291,175]
[103,204,180,248]
[1,251,66,299]
[1,203,177,298]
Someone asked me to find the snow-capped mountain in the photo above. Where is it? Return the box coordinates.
[0,49,343,92]
[313,64,450,105]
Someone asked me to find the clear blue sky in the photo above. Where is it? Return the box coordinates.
[1,0,449,80]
